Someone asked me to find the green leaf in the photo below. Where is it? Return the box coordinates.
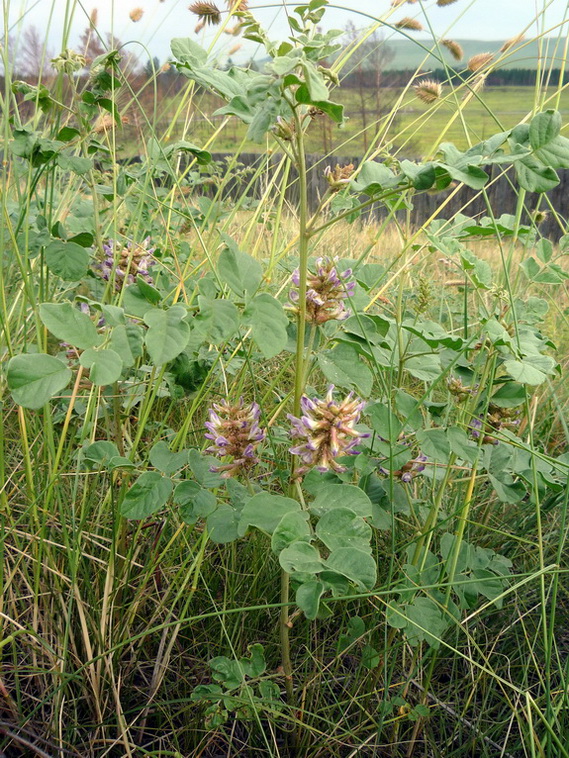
[44,240,90,280]
[123,285,157,318]
[437,162,488,190]
[247,98,280,143]
[7,353,72,409]
[120,472,173,520]
[514,156,560,193]
[218,246,263,296]
[144,305,191,365]
[404,597,448,648]
[194,297,239,345]
[504,358,555,385]
[294,85,344,122]
[137,277,162,305]
[325,548,376,590]
[529,110,561,150]
[81,441,119,469]
[39,303,101,349]
[491,382,527,408]
[404,354,441,382]
[206,505,240,543]
[109,324,143,368]
[279,542,323,573]
[447,426,479,464]
[238,493,301,536]
[301,60,329,101]
[362,645,380,669]
[416,428,451,464]
[57,154,93,175]
[310,484,373,518]
[243,293,288,359]
[170,37,208,65]
[149,441,188,474]
[174,481,217,524]
[317,343,373,397]
[296,581,325,620]
[79,348,123,385]
[350,161,398,194]
[271,511,312,553]
[460,249,492,288]
[367,403,402,443]
[536,239,553,264]
[188,448,225,488]
[315,507,372,552]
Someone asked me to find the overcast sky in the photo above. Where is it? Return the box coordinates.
[7,0,569,65]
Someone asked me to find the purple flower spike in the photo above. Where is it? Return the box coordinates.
[288,256,356,325]
[288,385,367,477]
[94,237,156,291]
[204,398,266,479]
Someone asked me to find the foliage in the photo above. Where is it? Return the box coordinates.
[2,1,569,756]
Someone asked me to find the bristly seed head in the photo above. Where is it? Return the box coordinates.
[441,38,463,61]
[395,17,423,31]
[188,2,221,25]
[414,79,443,103]
[226,0,248,9]
[468,52,494,72]
[205,398,266,478]
[289,257,356,325]
[500,34,525,53]
[288,385,368,476]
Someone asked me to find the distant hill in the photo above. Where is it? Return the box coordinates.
[382,38,565,70]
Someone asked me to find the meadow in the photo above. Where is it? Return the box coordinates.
[148,86,569,157]
[2,1,569,757]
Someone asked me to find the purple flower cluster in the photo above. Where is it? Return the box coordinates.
[205,398,266,479]
[469,404,520,445]
[288,385,368,475]
[96,237,156,289]
[289,257,356,325]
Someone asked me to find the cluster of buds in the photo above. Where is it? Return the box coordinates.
[289,257,356,325]
[447,376,478,402]
[469,404,521,445]
[205,399,266,478]
[273,116,295,141]
[51,49,86,74]
[288,385,368,476]
[324,163,354,192]
[380,454,428,483]
[96,238,155,289]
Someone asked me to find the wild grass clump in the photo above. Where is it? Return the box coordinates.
[1,1,569,756]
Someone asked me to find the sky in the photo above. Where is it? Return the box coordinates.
[7,0,569,66]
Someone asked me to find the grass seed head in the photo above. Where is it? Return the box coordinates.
[226,0,248,9]
[414,79,443,103]
[468,52,494,72]
[501,34,525,52]
[129,7,144,22]
[437,0,459,5]
[228,43,241,55]
[188,2,221,25]
[441,38,463,60]
[395,17,423,31]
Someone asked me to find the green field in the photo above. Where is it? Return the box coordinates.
[130,85,569,159]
